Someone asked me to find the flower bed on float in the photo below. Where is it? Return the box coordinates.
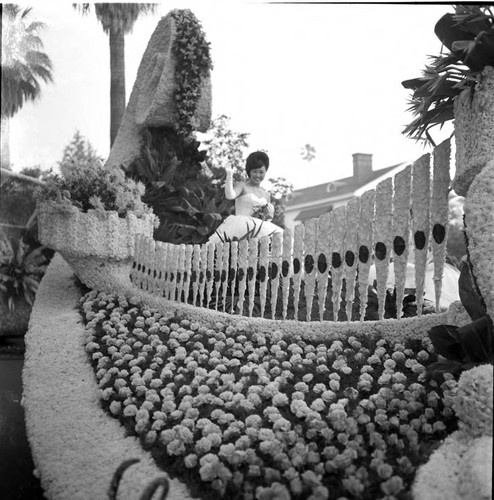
[82,289,460,500]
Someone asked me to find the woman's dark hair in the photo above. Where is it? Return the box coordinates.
[245,151,269,178]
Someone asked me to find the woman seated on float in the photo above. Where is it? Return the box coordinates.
[208,151,283,243]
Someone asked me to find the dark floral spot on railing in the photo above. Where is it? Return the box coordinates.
[229,268,236,282]
[375,242,387,261]
[247,267,254,281]
[345,251,355,267]
[176,272,181,283]
[214,270,220,281]
[238,268,245,281]
[148,268,152,276]
[190,271,197,283]
[164,271,168,282]
[304,254,315,274]
[332,252,342,268]
[220,270,227,282]
[432,223,446,244]
[169,272,175,282]
[414,231,426,250]
[282,260,289,277]
[259,266,267,282]
[206,270,211,281]
[199,271,204,283]
[153,269,157,278]
[293,258,301,274]
[158,271,162,280]
[183,271,188,282]
[132,261,137,269]
[270,263,278,279]
[141,265,146,273]
[359,245,369,264]
[393,236,406,256]
[317,253,327,273]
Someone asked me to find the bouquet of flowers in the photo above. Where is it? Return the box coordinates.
[251,204,271,221]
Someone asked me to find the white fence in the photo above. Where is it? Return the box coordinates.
[130,140,451,322]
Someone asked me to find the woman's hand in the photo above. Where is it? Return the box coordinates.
[224,166,236,199]
[224,165,234,178]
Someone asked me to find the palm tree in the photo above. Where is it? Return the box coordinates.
[1,4,53,169]
[75,3,157,147]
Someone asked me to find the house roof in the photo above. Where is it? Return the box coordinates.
[287,163,404,208]
[294,204,333,222]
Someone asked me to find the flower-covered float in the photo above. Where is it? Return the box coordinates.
[24,7,493,500]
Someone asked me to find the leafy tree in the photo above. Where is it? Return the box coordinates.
[1,4,53,169]
[201,115,250,183]
[58,130,104,171]
[266,176,294,229]
[75,3,157,146]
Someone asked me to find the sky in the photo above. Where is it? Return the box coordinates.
[9,1,455,190]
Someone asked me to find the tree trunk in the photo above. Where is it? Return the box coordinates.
[1,116,11,170]
[109,29,126,148]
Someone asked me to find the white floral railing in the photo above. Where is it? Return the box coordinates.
[131,140,452,322]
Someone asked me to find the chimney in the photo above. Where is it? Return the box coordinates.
[352,153,373,183]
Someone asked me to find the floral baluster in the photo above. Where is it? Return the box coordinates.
[316,212,332,321]
[431,140,451,312]
[331,206,346,321]
[162,242,171,299]
[303,218,318,321]
[344,199,359,321]
[374,178,393,320]
[392,165,412,319]
[281,229,293,320]
[292,224,305,320]
[229,241,239,314]
[213,243,223,310]
[357,189,375,321]
[221,242,230,312]
[191,244,201,306]
[138,234,148,290]
[182,244,193,304]
[156,241,168,297]
[258,236,270,318]
[130,234,142,286]
[176,244,186,302]
[198,244,209,307]
[270,232,283,319]
[205,243,215,309]
[168,244,179,302]
[237,239,249,316]
[247,238,259,317]
[412,154,431,316]
[146,237,156,293]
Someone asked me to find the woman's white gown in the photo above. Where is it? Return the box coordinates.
[208,193,283,244]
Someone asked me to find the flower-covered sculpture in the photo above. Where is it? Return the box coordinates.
[37,160,156,292]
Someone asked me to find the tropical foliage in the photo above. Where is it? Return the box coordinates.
[0,236,51,312]
[402,5,494,145]
[1,4,53,168]
[128,126,231,244]
[75,3,157,145]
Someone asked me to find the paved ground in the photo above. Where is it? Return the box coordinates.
[0,339,46,500]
